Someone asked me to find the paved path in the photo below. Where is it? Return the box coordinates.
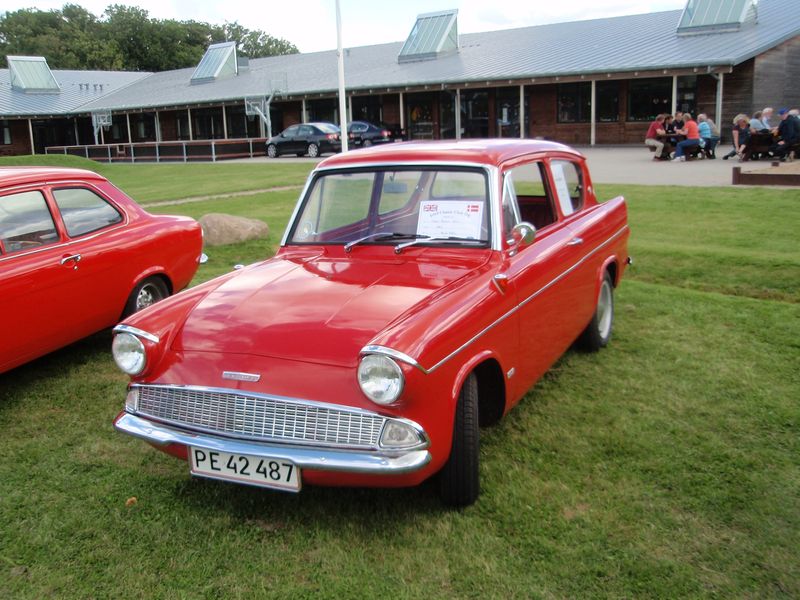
[234,145,780,187]
[576,146,775,187]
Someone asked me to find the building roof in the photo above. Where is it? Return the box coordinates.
[0,67,149,117]
[2,0,799,117]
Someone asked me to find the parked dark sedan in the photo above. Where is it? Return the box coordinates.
[266,123,342,158]
[347,121,392,147]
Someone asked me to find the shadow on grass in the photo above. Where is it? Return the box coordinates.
[0,330,114,406]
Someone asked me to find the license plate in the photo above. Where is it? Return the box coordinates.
[190,447,300,492]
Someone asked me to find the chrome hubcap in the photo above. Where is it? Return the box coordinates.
[596,281,613,339]
[136,284,158,311]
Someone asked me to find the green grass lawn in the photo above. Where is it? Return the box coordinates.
[0,160,798,598]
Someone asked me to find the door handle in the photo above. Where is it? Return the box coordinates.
[60,253,82,269]
[566,237,584,246]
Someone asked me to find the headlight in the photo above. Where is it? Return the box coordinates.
[112,332,147,375]
[358,354,404,405]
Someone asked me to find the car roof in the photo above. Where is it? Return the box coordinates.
[317,139,583,168]
[0,166,106,189]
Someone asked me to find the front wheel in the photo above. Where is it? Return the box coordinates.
[266,144,278,158]
[307,143,320,158]
[577,272,614,351]
[123,276,169,317]
[439,373,480,507]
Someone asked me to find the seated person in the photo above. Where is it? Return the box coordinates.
[697,113,719,159]
[723,114,751,160]
[671,112,701,162]
[644,114,668,160]
[749,111,768,133]
[770,108,800,161]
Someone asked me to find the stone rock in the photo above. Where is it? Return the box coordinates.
[199,213,269,246]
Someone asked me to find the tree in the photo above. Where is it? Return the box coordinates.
[0,4,298,72]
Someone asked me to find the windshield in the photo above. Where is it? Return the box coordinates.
[288,168,490,248]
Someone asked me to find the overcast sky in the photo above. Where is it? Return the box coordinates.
[2,0,689,53]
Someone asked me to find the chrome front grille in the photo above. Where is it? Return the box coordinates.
[134,385,385,449]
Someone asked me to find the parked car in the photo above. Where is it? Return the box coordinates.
[265,123,342,158]
[0,167,204,374]
[112,140,629,506]
[348,121,392,147]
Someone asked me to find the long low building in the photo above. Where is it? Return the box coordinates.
[1,0,799,159]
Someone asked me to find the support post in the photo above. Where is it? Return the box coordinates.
[590,80,597,146]
[671,75,678,116]
[28,119,35,154]
[399,92,405,130]
[715,72,724,141]
[222,105,228,139]
[519,85,525,139]
[126,113,132,144]
[455,89,462,139]
[188,108,193,141]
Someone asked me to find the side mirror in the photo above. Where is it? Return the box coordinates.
[509,222,536,252]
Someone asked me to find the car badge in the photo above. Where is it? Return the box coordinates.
[222,371,261,382]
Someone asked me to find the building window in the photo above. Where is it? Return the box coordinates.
[596,81,619,122]
[628,77,672,122]
[1,121,11,145]
[558,83,590,123]
[676,75,697,116]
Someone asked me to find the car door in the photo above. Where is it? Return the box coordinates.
[546,158,603,332]
[497,159,589,396]
[47,185,129,334]
[279,125,300,154]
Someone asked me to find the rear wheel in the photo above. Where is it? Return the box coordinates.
[439,373,480,507]
[577,272,614,351]
[123,276,169,317]
[266,144,278,158]
[307,143,320,158]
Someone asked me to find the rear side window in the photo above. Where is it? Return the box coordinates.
[549,160,584,216]
[0,190,59,254]
[52,187,122,238]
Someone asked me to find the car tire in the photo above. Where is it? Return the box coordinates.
[266,144,278,158]
[577,271,614,352]
[439,372,480,507]
[307,143,320,158]
[123,276,169,317]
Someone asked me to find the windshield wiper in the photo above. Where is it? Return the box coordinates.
[344,232,426,253]
[394,236,488,254]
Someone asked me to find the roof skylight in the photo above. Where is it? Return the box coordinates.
[398,10,459,63]
[7,56,60,93]
[190,42,238,84]
[677,0,754,34]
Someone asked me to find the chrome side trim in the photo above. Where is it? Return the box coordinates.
[114,412,432,475]
[113,324,160,344]
[368,225,629,375]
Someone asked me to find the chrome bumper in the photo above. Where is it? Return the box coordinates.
[115,412,432,475]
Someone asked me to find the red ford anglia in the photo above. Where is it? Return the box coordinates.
[112,140,629,506]
[0,167,203,374]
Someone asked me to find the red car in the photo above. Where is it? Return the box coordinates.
[112,140,629,506]
[0,167,203,374]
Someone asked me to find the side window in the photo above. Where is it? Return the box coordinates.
[0,190,59,254]
[507,161,556,231]
[52,187,122,238]
[283,126,299,137]
[549,160,584,216]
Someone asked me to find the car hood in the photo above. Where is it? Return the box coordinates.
[173,251,486,366]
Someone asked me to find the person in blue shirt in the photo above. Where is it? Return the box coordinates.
[697,113,719,159]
